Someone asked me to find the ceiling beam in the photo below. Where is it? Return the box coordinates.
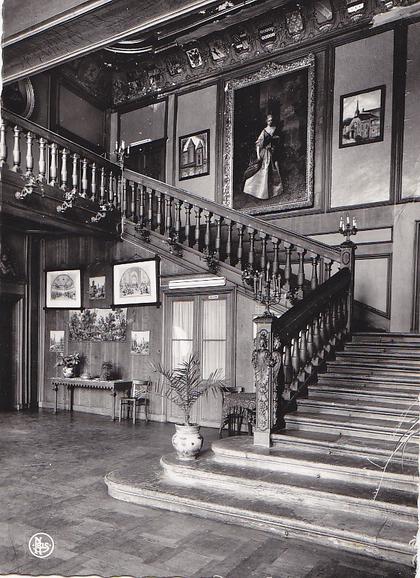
[3,0,222,83]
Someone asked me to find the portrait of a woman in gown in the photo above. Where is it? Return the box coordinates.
[243,114,283,200]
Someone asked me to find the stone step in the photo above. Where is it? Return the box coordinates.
[271,428,418,462]
[211,437,417,491]
[345,343,420,355]
[337,351,420,366]
[326,363,420,382]
[299,395,417,421]
[311,383,418,403]
[352,332,420,344]
[161,453,416,516]
[284,410,418,441]
[106,456,417,565]
[318,373,420,394]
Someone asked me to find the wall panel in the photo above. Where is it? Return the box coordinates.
[331,31,394,208]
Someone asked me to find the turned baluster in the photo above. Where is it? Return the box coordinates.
[313,316,321,355]
[299,328,308,371]
[38,138,46,182]
[283,243,293,293]
[49,143,58,186]
[260,233,267,273]
[156,192,162,232]
[248,228,256,270]
[12,126,21,172]
[81,158,88,198]
[307,320,315,360]
[165,196,173,237]
[175,200,182,241]
[236,224,244,267]
[90,163,97,202]
[99,167,106,203]
[272,238,280,295]
[108,172,114,204]
[325,304,332,339]
[283,342,293,394]
[310,255,319,291]
[204,211,212,254]
[325,260,333,281]
[128,181,135,218]
[147,188,153,228]
[184,203,192,246]
[214,216,222,260]
[291,337,300,386]
[138,185,145,224]
[116,175,122,211]
[194,207,201,249]
[71,153,79,193]
[225,219,232,264]
[60,149,69,190]
[25,132,34,176]
[331,299,338,337]
[0,122,7,167]
[319,310,327,346]
[296,247,306,299]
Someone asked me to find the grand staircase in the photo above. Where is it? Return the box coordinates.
[106,332,419,567]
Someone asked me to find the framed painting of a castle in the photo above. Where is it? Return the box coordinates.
[339,85,385,148]
[179,129,210,180]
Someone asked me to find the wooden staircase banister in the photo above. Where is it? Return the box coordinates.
[2,110,120,172]
[124,169,341,263]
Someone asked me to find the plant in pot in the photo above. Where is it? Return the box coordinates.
[152,353,225,461]
[55,352,81,378]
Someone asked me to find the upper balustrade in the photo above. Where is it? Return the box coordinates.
[1,110,121,219]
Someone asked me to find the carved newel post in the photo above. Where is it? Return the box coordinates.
[252,313,277,447]
[339,240,356,335]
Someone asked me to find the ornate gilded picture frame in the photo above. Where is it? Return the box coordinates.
[223,54,315,215]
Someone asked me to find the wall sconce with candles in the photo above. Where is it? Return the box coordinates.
[115,140,130,169]
[339,214,358,243]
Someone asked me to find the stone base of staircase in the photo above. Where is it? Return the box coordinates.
[105,436,417,566]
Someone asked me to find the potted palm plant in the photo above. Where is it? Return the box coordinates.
[152,353,225,461]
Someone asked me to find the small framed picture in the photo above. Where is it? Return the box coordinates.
[131,330,150,355]
[179,130,210,181]
[46,269,82,309]
[339,85,386,148]
[89,276,106,300]
[49,330,65,352]
[113,257,160,307]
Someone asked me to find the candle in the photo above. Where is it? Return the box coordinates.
[266,261,271,283]
[121,140,125,149]
[346,214,350,225]
[115,140,118,152]
[352,217,357,229]
[339,216,344,232]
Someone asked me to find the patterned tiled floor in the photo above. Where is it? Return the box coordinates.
[0,410,415,577]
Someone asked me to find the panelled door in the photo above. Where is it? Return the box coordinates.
[165,292,232,427]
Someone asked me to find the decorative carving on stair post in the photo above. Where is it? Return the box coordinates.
[252,314,277,447]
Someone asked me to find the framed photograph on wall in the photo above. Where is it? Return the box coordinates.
[88,276,106,300]
[49,330,65,352]
[339,85,385,148]
[131,330,150,355]
[223,54,315,215]
[113,257,160,307]
[179,129,210,181]
[46,269,82,309]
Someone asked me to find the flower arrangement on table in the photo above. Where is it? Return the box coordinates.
[55,353,81,378]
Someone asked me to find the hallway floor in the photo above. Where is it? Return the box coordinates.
[0,410,415,578]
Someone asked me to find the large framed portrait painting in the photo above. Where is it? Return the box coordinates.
[223,54,315,214]
[113,257,160,307]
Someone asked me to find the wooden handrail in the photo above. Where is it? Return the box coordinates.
[2,110,119,171]
[124,169,341,263]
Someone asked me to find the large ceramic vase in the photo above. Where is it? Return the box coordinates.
[172,424,203,461]
[62,366,74,378]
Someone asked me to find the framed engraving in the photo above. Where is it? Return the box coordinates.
[113,257,160,307]
[46,269,82,309]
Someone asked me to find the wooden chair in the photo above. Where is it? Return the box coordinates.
[118,379,151,424]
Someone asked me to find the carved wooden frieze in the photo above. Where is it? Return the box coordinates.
[101,0,381,108]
